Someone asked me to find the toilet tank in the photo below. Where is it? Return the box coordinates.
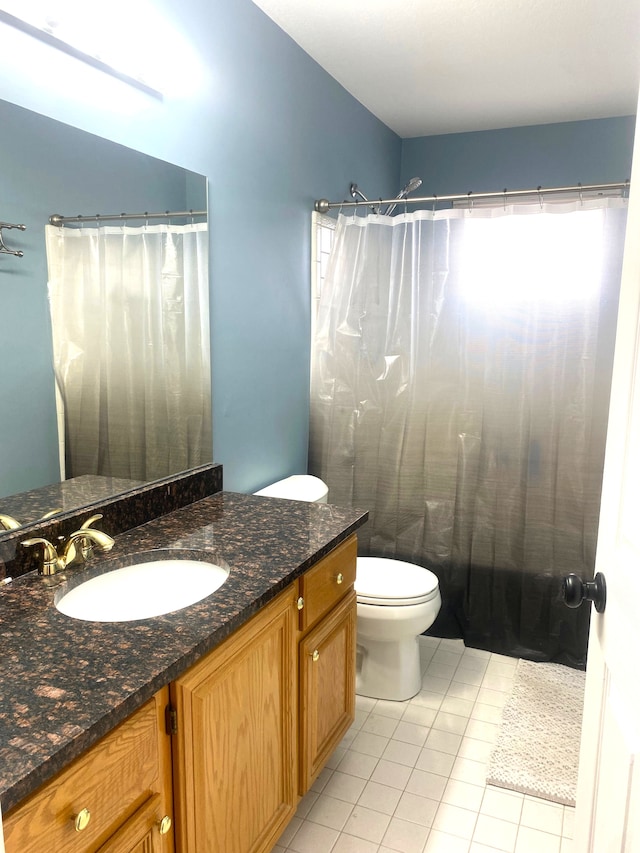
[254,475,328,503]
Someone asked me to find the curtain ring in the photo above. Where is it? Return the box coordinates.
[404,197,408,216]
[578,183,584,206]
[338,200,345,216]
[537,186,544,209]
[467,191,474,211]
[503,188,508,211]
[378,198,383,215]
[432,194,437,215]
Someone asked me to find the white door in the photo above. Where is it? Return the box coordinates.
[573,103,640,851]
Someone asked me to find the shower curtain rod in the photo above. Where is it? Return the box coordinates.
[314,181,629,213]
[48,209,207,227]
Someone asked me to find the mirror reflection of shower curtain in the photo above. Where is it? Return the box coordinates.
[309,200,628,667]
[46,222,211,482]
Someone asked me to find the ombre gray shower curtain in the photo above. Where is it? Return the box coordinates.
[309,200,627,666]
[46,222,211,483]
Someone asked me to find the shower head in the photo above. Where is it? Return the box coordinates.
[402,177,423,195]
[350,183,379,213]
[350,183,368,203]
[384,177,423,215]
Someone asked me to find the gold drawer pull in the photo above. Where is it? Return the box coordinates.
[297,596,304,610]
[311,649,320,662]
[157,815,172,835]
[336,572,344,585]
[73,808,91,832]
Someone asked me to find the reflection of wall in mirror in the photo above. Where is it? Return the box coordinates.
[0,97,208,501]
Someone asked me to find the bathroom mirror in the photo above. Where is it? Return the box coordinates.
[0,98,211,531]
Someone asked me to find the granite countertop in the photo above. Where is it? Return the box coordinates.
[0,491,368,813]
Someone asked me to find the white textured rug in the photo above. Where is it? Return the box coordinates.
[486,659,586,806]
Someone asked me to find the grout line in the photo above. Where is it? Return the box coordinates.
[279,638,575,853]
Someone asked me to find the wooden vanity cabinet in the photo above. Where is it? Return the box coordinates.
[169,583,298,853]
[168,534,358,852]
[2,535,358,853]
[3,688,174,853]
[297,535,357,794]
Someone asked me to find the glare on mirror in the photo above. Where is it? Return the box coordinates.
[0,98,212,533]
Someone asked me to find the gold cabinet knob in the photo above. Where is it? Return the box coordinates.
[157,815,172,835]
[311,649,320,662]
[336,572,344,584]
[297,596,304,610]
[73,808,91,832]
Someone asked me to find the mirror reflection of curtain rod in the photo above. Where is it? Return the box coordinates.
[314,181,630,213]
[49,210,207,227]
[0,221,26,257]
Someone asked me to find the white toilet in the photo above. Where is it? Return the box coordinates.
[355,557,441,701]
[254,475,442,702]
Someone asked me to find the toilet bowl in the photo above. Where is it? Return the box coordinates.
[254,476,441,702]
[355,557,441,701]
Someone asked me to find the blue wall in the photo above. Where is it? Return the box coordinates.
[0,0,401,493]
[0,0,635,499]
[401,117,636,197]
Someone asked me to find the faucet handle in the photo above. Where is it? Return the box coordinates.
[0,513,21,531]
[80,514,104,530]
[64,523,114,567]
[40,507,63,520]
[21,537,61,575]
[71,515,105,562]
[69,527,114,551]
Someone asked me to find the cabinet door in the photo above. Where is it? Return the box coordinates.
[170,585,297,853]
[299,589,356,794]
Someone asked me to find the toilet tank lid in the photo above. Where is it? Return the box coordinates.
[356,557,439,600]
[254,475,329,502]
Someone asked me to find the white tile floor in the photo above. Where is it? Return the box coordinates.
[274,637,575,853]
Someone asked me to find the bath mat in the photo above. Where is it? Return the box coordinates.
[486,659,586,806]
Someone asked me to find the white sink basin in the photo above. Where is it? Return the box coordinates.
[56,558,230,622]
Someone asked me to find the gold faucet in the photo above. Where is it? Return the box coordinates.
[65,514,114,562]
[22,514,115,576]
[20,537,63,575]
[0,507,62,531]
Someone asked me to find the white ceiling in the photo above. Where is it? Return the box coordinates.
[250,0,640,138]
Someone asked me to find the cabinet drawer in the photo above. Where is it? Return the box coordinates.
[4,690,168,853]
[298,536,357,633]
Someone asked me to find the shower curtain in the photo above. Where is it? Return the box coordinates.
[46,222,211,482]
[309,199,628,667]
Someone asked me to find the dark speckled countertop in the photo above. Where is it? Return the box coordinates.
[0,491,367,813]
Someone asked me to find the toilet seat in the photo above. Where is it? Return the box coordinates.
[356,557,439,606]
